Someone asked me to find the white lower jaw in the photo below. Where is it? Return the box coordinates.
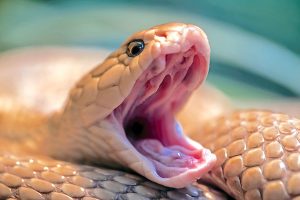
[126,134,216,188]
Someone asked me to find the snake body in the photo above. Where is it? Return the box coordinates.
[0,23,299,200]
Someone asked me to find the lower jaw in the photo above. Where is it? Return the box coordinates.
[135,139,206,178]
[125,111,211,179]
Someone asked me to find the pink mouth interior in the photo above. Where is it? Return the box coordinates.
[118,46,211,178]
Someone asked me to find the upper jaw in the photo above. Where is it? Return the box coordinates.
[152,24,210,89]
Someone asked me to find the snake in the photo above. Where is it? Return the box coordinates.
[0,22,299,200]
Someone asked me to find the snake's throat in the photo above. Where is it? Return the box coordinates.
[114,43,216,188]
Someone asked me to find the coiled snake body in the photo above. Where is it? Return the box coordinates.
[0,23,299,200]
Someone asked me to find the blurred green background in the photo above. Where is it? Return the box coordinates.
[0,0,299,100]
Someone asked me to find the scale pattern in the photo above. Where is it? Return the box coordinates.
[0,23,299,199]
[0,155,226,200]
[196,110,300,200]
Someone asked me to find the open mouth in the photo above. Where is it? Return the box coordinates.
[110,38,216,188]
[125,47,209,176]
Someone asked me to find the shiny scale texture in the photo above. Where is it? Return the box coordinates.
[0,155,225,200]
[194,111,300,200]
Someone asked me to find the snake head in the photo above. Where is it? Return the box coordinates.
[61,23,216,188]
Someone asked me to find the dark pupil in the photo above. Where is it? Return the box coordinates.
[127,39,144,57]
[131,45,142,55]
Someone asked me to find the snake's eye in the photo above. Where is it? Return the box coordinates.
[126,39,145,57]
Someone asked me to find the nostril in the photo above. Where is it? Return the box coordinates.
[155,31,167,38]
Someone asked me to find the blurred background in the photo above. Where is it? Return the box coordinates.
[0,0,299,113]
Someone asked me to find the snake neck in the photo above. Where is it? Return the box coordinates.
[0,106,81,160]
[0,108,52,155]
[37,93,118,166]
[0,106,115,168]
